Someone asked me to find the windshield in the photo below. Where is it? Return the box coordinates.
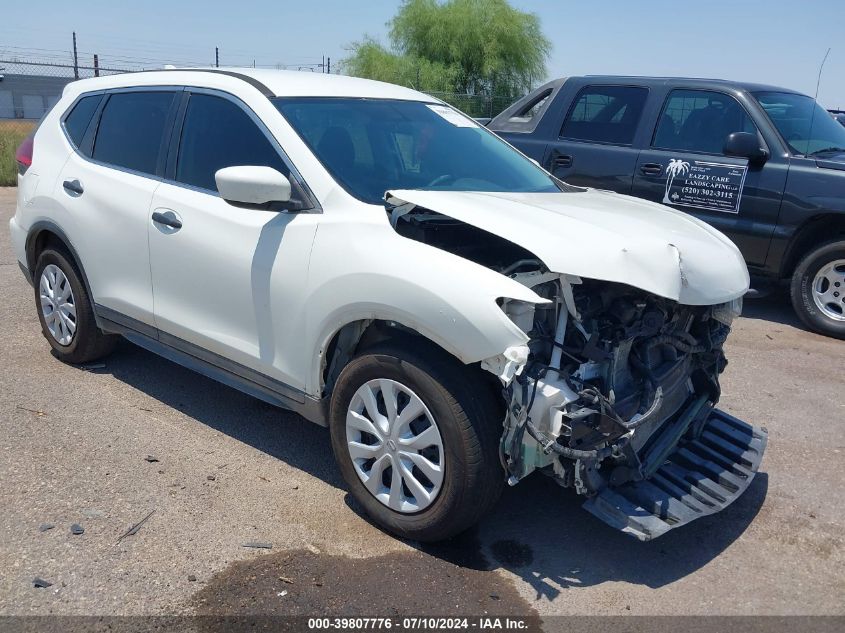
[273,97,562,204]
[755,91,845,156]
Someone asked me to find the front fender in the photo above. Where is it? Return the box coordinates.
[302,220,547,395]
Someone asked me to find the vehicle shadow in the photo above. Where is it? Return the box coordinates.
[100,340,344,489]
[101,340,767,597]
[473,471,767,597]
[741,289,805,329]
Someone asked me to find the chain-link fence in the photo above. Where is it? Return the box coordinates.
[0,59,133,184]
[427,91,513,120]
[0,59,518,185]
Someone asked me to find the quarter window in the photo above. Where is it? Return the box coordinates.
[560,86,648,145]
[92,91,176,175]
[653,89,757,154]
[176,94,289,192]
[64,95,101,150]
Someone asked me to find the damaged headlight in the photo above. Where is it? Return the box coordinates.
[712,297,743,327]
[496,298,537,333]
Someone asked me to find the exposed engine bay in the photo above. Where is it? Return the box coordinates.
[392,206,767,540]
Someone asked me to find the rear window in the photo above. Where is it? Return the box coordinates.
[561,86,649,145]
[92,91,176,175]
[63,95,101,150]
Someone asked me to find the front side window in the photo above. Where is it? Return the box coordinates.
[560,86,648,145]
[92,91,175,175]
[63,95,101,150]
[654,89,757,154]
[755,92,845,156]
[176,94,290,192]
[274,97,562,205]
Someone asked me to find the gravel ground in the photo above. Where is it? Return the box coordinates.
[1,186,843,619]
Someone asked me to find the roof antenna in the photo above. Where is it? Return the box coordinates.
[806,47,831,156]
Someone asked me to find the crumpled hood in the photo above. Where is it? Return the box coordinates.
[387,188,749,305]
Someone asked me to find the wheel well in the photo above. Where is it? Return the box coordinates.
[782,214,845,278]
[320,319,500,400]
[26,227,95,301]
[27,228,68,272]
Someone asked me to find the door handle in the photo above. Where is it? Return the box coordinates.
[62,179,84,195]
[151,210,183,230]
[640,163,663,176]
[551,153,573,169]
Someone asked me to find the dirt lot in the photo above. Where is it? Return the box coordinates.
[1,186,844,620]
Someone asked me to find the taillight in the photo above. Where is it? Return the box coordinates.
[15,132,35,175]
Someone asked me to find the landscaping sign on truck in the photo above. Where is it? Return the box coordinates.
[663,158,749,214]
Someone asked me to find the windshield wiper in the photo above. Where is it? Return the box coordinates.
[809,146,845,156]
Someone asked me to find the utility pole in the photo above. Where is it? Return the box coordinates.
[72,31,79,79]
[215,46,219,68]
[93,54,99,77]
[327,57,330,74]
[322,55,325,73]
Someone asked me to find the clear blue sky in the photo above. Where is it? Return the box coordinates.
[1,0,843,107]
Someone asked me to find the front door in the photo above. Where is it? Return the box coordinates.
[148,91,318,389]
[631,88,788,267]
[542,84,649,194]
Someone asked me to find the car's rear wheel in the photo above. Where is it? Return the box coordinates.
[34,247,117,363]
[790,240,845,340]
[329,341,504,542]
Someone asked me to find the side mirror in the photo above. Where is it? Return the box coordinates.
[724,132,768,164]
[215,166,292,205]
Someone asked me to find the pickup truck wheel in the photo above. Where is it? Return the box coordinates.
[329,342,504,542]
[790,240,845,339]
[34,248,118,363]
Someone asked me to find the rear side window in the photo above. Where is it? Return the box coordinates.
[93,91,176,175]
[63,95,101,150]
[176,94,289,192]
[653,89,757,154]
[561,86,649,145]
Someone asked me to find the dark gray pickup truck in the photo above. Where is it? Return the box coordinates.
[489,76,845,339]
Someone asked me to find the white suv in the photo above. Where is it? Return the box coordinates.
[10,69,767,541]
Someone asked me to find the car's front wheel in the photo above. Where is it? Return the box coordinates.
[790,240,845,340]
[329,341,504,542]
[33,247,117,363]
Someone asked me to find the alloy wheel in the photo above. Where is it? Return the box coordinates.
[811,259,845,322]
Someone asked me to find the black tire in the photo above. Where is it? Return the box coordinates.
[790,240,845,340]
[33,247,118,364]
[329,341,504,542]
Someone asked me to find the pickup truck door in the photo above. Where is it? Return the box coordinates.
[148,90,318,391]
[540,84,650,194]
[631,88,788,267]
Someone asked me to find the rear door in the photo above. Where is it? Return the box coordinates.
[542,83,650,193]
[631,88,788,266]
[57,88,178,326]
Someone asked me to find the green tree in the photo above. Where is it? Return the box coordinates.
[342,0,550,103]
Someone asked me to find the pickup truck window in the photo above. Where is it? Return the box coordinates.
[560,86,648,146]
[755,91,845,156]
[507,89,552,125]
[275,97,562,204]
[653,89,756,155]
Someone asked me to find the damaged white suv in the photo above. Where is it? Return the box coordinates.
[11,69,767,541]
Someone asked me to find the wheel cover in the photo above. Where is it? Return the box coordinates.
[811,258,845,322]
[345,378,445,513]
[39,264,77,346]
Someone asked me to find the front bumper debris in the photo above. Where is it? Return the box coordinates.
[582,409,767,541]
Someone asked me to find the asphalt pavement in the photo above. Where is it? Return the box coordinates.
[1,187,843,620]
